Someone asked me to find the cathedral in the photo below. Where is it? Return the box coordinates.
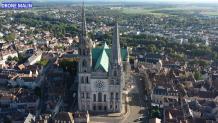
[77,4,129,113]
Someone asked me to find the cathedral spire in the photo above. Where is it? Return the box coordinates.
[82,1,87,37]
[111,22,122,66]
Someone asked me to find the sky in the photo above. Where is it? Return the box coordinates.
[57,0,218,3]
[136,0,218,3]
[1,0,218,3]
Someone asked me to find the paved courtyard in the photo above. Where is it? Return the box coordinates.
[90,72,148,123]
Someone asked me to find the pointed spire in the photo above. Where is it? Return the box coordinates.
[82,1,87,37]
[111,22,122,65]
[103,42,109,49]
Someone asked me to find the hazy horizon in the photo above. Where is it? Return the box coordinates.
[1,0,218,4]
[47,0,218,4]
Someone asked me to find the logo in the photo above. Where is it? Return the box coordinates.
[1,2,32,9]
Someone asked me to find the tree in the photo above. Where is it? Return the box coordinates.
[170,53,185,61]
[59,60,78,76]
[13,56,19,62]
[3,117,11,123]
[194,71,203,80]
[18,53,28,63]
[34,87,42,97]
[150,106,161,118]
[26,30,32,36]
[7,56,13,61]
[147,44,157,53]
[129,56,135,64]
[36,58,49,66]
[177,83,187,97]
[26,40,33,45]
[4,33,15,42]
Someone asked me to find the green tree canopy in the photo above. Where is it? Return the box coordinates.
[34,87,42,97]
[4,33,15,42]
[194,70,203,80]
[150,106,161,119]
[59,60,78,76]
[147,44,157,53]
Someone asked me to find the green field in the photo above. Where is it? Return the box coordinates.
[158,6,218,16]
[201,11,218,16]
[121,8,168,17]
[121,6,218,17]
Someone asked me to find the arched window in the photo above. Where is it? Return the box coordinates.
[98,92,102,102]
[86,93,90,99]
[116,93,119,99]
[110,92,113,100]
[81,77,84,83]
[83,49,86,55]
[114,71,117,76]
[93,94,96,102]
[104,94,106,102]
[86,76,89,83]
[82,60,87,67]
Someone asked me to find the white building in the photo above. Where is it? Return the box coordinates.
[0,50,18,68]
[8,76,37,89]
[8,70,39,89]
[34,40,49,46]
[24,51,42,66]
[151,86,178,108]
[0,32,4,38]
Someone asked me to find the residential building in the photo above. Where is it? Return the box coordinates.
[24,51,42,66]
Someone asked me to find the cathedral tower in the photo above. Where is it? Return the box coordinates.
[78,2,92,73]
[77,5,127,113]
[78,2,92,111]
[109,22,124,112]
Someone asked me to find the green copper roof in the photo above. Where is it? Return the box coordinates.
[92,48,128,63]
[94,49,109,72]
[92,43,128,72]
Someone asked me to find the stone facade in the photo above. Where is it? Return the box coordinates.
[77,4,129,113]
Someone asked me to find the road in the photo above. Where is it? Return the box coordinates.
[122,73,147,123]
[90,72,148,123]
[36,60,54,116]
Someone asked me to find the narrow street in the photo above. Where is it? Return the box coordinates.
[36,61,53,116]
[122,72,147,123]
